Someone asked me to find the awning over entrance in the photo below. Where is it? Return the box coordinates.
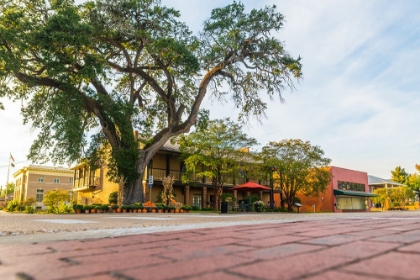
[334,189,378,197]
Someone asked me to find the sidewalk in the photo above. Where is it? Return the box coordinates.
[1,213,420,279]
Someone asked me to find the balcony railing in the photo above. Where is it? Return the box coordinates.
[148,168,266,187]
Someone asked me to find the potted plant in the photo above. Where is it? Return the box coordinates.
[83,205,92,214]
[95,205,102,213]
[156,204,164,213]
[169,206,175,213]
[111,204,118,213]
[181,205,191,213]
[73,204,83,214]
[102,204,110,213]
[121,205,129,213]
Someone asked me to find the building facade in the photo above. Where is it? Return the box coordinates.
[297,166,376,213]
[13,165,74,210]
[71,141,273,208]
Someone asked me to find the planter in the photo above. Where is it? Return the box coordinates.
[84,210,89,214]
[122,209,127,213]
[170,209,175,213]
[157,209,163,213]
[75,209,81,214]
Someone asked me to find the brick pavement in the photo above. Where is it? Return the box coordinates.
[1,214,420,279]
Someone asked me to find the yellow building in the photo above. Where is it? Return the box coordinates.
[71,141,273,208]
[13,165,74,210]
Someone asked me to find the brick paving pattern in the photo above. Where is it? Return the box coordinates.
[1,214,420,279]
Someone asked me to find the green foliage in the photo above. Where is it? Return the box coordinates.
[25,206,35,214]
[220,192,236,202]
[177,118,258,210]
[1,183,15,197]
[260,139,331,212]
[108,191,118,204]
[391,166,409,184]
[6,200,19,212]
[0,0,301,204]
[43,189,70,213]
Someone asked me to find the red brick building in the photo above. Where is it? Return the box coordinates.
[297,166,376,213]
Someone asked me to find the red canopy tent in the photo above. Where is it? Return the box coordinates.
[229,181,271,192]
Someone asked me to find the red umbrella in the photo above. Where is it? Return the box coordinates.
[229,181,272,192]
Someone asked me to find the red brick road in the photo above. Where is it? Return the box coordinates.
[1,214,420,279]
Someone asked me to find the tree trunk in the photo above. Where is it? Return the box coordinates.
[123,158,147,204]
[287,196,294,212]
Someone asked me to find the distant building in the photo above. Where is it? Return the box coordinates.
[13,165,74,210]
[297,166,377,213]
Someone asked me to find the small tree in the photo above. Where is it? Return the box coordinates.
[391,166,409,185]
[43,189,70,213]
[372,188,389,211]
[260,139,332,212]
[177,118,258,210]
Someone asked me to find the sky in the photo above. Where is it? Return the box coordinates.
[1,0,420,187]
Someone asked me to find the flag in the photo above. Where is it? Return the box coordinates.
[11,162,15,168]
[10,154,14,162]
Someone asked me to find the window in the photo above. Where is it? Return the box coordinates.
[70,178,73,184]
[38,176,44,183]
[337,181,365,192]
[68,191,73,202]
[36,189,44,202]
[193,194,202,209]
[54,178,60,184]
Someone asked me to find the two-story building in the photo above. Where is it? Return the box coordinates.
[13,165,74,210]
[71,141,274,208]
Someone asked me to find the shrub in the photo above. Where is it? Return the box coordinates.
[25,206,35,214]
[192,205,199,211]
[108,191,118,204]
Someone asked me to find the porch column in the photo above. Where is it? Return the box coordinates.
[259,191,263,200]
[185,186,190,205]
[202,187,207,209]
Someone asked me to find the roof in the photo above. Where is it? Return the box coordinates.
[160,140,180,153]
[368,175,406,186]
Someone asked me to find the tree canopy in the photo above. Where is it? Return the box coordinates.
[0,0,302,203]
[391,166,409,184]
[260,139,331,212]
[177,118,258,210]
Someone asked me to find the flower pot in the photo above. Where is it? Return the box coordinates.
[157,209,163,213]
[170,209,175,213]
[85,210,89,214]
[122,209,127,213]
[75,209,81,214]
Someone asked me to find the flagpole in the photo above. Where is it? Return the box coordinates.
[6,152,11,185]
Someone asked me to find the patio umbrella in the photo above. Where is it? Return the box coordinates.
[229,181,272,192]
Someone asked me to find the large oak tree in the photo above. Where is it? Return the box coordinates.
[0,0,302,203]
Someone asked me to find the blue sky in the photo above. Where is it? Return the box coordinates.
[1,0,420,187]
